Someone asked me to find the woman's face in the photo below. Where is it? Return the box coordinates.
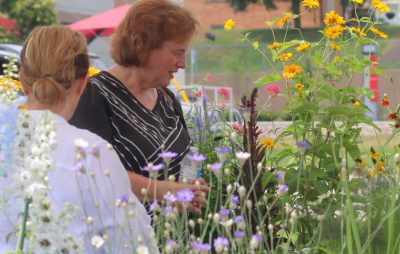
[143,40,189,87]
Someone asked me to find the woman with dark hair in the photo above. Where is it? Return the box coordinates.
[70,0,208,213]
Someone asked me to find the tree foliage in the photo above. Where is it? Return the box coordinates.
[226,0,303,28]
[0,0,57,41]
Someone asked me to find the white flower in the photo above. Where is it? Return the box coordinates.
[235,152,250,167]
[137,245,149,254]
[238,185,246,198]
[25,182,47,197]
[91,235,105,249]
[74,138,89,149]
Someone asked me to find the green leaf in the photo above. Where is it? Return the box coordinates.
[370,68,386,75]
[254,74,282,87]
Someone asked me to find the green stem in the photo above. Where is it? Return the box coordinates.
[16,198,30,252]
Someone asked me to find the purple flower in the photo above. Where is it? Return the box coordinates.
[186,153,206,162]
[234,215,244,223]
[176,189,195,203]
[191,241,211,252]
[215,146,230,154]
[119,194,129,204]
[277,184,289,196]
[159,151,178,159]
[274,171,285,184]
[163,193,177,203]
[149,200,158,211]
[166,239,179,250]
[163,206,174,216]
[234,231,245,238]
[72,161,85,172]
[219,208,230,217]
[230,195,240,204]
[142,163,164,172]
[195,116,204,130]
[210,162,222,172]
[296,140,310,148]
[250,234,263,249]
[214,237,229,253]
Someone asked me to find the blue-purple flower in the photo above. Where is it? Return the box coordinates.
[219,208,230,218]
[149,200,159,211]
[163,192,177,204]
[250,234,263,249]
[120,194,129,204]
[191,241,211,253]
[215,146,230,154]
[296,140,310,155]
[142,163,164,177]
[214,237,229,253]
[166,239,179,253]
[176,189,195,203]
[277,184,289,196]
[233,231,245,242]
[159,151,178,164]
[186,153,206,162]
[274,171,285,184]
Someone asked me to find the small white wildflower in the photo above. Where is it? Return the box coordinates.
[235,151,250,166]
[213,213,221,224]
[226,184,232,194]
[74,138,88,149]
[91,235,105,249]
[136,245,149,254]
[238,185,246,198]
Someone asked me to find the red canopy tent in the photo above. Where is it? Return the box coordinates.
[68,4,130,42]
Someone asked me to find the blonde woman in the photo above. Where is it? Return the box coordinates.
[0,26,157,253]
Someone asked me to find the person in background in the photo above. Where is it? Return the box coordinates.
[70,0,208,213]
[0,25,157,253]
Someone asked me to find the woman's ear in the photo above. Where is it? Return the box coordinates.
[76,74,88,96]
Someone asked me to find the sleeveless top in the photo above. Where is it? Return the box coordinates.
[70,71,191,180]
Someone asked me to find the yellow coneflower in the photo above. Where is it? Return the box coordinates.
[351,0,364,4]
[260,138,275,149]
[333,56,340,63]
[277,12,293,27]
[267,42,282,50]
[351,27,366,37]
[296,42,310,52]
[302,0,320,9]
[376,160,385,174]
[295,83,305,90]
[370,147,380,161]
[282,64,302,79]
[331,43,340,51]
[324,25,345,40]
[323,10,346,26]
[277,52,293,61]
[370,27,388,39]
[372,0,391,13]
[224,19,235,31]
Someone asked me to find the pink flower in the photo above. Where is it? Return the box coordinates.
[265,84,281,97]
[218,87,230,100]
[206,72,212,82]
[193,89,202,98]
[219,102,227,110]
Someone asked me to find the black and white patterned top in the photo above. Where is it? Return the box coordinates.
[70,71,191,180]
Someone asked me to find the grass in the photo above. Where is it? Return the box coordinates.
[188,25,400,73]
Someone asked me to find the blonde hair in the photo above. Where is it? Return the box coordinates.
[110,0,197,67]
[20,25,89,105]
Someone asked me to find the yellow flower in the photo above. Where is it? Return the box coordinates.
[353,100,360,107]
[277,12,293,27]
[267,42,282,50]
[295,83,305,90]
[18,104,28,110]
[260,138,275,149]
[323,10,346,26]
[356,157,366,168]
[302,0,320,8]
[370,27,388,39]
[282,64,302,79]
[351,27,366,37]
[277,52,293,61]
[370,147,380,161]
[376,160,385,174]
[372,0,391,13]
[324,25,345,40]
[333,56,340,63]
[88,66,101,77]
[331,43,340,51]
[351,0,363,3]
[367,168,374,177]
[224,19,236,31]
[296,42,310,52]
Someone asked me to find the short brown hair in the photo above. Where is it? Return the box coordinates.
[110,0,198,67]
[20,25,89,105]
